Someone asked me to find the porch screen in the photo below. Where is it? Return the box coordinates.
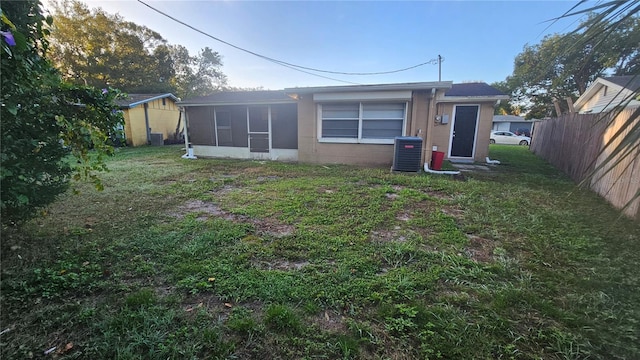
[215,110,232,146]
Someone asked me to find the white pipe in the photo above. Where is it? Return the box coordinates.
[486,157,500,165]
[423,163,461,175]
[180,108,197,159]
[182,145,197,159]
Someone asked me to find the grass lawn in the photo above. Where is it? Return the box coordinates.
[2,144,639,359]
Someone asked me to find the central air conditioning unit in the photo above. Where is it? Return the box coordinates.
[392,136,422,172]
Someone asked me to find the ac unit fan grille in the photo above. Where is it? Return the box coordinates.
[392,136,422,172]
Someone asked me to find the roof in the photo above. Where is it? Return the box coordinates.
[179,81,509,106]
[116,93,179,109]
[444,82,507,97]
[493,115,531,123]
[285,81,453,94]
[603,75,640,92]
[574,76,640,111]
[179,90,295,106]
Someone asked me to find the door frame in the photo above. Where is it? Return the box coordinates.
[448,104,480,161]
[247,106,272,159]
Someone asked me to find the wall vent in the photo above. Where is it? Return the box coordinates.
[392,136,422,172]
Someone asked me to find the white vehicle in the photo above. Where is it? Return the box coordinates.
[490,131,531,146]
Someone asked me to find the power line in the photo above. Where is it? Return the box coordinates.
[136,0,437,82]
[136,0,359,84]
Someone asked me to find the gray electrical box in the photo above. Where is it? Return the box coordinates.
[441,114,449,124]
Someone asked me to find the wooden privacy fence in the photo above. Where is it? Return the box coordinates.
[530,108,640,220]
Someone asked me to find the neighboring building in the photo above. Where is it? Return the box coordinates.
[574,75,640,114]
[492,115,536,135]
[117,93,181,147]
[179,82,508,166]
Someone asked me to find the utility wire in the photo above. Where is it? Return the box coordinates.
[136,0,359,84]
[136,0,437,81]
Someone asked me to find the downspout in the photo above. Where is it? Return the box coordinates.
[424,88,437,166]
[181,107,197,159]
[144,103,151,144]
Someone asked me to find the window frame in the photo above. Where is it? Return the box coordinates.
[317,101,408,144]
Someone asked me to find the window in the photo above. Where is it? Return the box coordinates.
[320,102,405,143]
[321,103,359,138]
[362,103,404,139]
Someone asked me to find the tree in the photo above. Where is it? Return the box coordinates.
[1,0,123,226]
[491,81,523,116]
[48,0,171,93]
[505,13,639,118]
[170,45,227,99]
[48,0,227,98]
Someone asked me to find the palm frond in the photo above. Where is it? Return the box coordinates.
[555,0,639,218]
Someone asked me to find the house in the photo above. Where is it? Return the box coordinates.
[492,114,536,135]
[179,82,508,166]
[116,93,181,146]
[574,75,640,114]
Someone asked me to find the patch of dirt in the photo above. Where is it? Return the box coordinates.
[312,310,347,332]
[464,235,496,263]
[396,212,412,221]
[425,190,452,200]
[170,200,235,221]
[208,185,238,196]
[441,206,464,220]
[170,199,295,237]
[252,259,310,271]
[385,193,399,200]
[318,187,336,194]
[241,167,273,175]
[256,176,281,182]
[370,229,408,243]
[255,221,295,238]
[154,284,175,297]
[180,293,234,319]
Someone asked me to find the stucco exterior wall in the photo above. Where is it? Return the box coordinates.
[122,110,134,146]
[124,98,180,147]
[430,102,495,162]
[296,90,496,166]
[474,102,495,161]
[296,95,402,166]
[124,106,147,147]
[431,103,455,159]
[409,91,432,165]
[147,98,180,142]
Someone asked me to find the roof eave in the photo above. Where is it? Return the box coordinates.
[438,95,510,103]
[178,99,296,107]
[574,77,630,109]
[284,81,453,94]
[126,93,179,108]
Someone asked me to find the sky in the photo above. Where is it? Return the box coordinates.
[48,1,586,90]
